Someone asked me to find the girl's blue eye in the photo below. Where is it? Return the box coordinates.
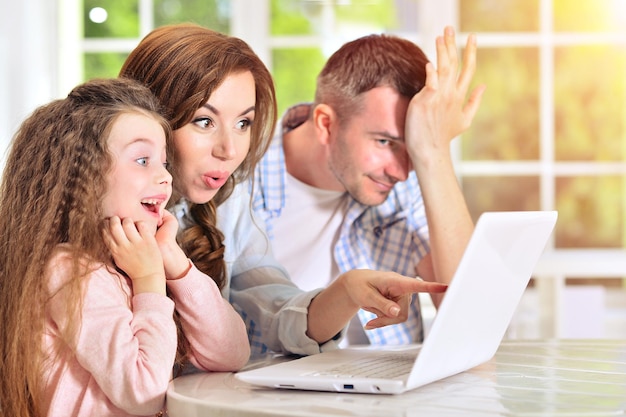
[136,157,148,166]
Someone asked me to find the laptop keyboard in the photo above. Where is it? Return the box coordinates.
[314,352,417,379]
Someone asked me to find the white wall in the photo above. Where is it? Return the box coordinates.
[0,0,59,170]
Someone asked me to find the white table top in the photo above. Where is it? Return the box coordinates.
[166,339,626,417]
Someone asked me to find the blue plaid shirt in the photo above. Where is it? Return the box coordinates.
[252,104,431,345]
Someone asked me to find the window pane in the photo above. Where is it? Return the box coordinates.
[554,45,626,161]
[333,0,399,29]
[555,176,624,247]
[154,0,230,32]
[271,0,401,36]
[462,47,540,160]
[84,53,129,80]
[460,0,539,32]
[272,48,325,117]
[84,0,139,38]
[271,0,318,35]
[462,176,540,222]
[554,0,626,32]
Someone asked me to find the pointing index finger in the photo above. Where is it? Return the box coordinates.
[413,280,448,293]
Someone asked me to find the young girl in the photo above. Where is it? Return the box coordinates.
[0,78,249,417]
[120,24,447,357]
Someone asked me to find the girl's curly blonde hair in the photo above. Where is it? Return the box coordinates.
[0,77,170,417]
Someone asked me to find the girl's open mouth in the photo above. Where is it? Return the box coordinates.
[141,199,161,214]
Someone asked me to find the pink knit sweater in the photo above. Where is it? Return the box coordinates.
[42,249,250,417]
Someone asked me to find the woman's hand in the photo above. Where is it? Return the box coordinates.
[341,270,447,329]
[307,269,447,343]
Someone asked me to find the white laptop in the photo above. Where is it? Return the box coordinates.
[236,210,558,394]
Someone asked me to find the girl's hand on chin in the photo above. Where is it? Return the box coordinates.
[103,216,166,294]
[155,210,178,244]
[155,210,190,280]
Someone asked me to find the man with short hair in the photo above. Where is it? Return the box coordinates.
[252,26,485,345]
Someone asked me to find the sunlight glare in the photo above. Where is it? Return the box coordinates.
[89,7,108,24]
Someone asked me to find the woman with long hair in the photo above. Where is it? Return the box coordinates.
[120,23,447,356]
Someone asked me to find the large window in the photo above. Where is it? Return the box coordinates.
[458,0,626,256]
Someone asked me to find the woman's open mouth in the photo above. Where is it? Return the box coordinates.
[203,174,228,190]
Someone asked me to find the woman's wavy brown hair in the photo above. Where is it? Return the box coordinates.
[120,23,277,291]
[0,78,170,417]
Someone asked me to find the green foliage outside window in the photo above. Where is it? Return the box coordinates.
[82,0,230,80]
[83,0,139,38]
[272,48,324,117]
[153,0,229,31]
[84,53,129,80]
